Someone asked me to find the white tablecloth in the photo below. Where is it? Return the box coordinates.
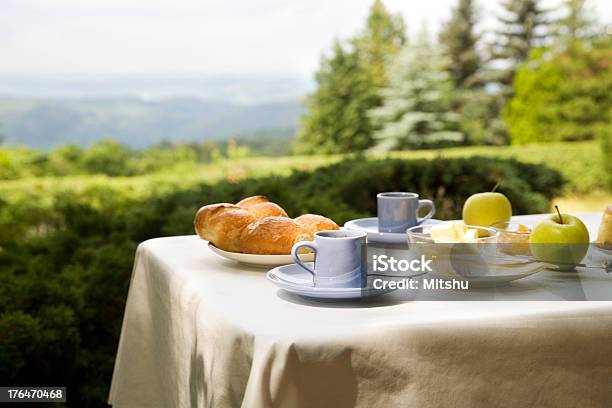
[109,212,612,408]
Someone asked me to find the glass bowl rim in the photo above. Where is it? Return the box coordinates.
[490,221,532,235]
[405,223,499,241]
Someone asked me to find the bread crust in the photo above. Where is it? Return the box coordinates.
[597,206,612,249]
[239,217,310,255]
[248,202,288,219]
[294,214,340,238]
[236,195,269,208]
[236,195,288,219]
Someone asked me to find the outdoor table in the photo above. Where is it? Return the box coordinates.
[109,212,612,408]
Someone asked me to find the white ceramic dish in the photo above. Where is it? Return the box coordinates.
[267,263,394,300]
[591,242,612,256]
[208,242,314,268]
[344,217,444,244]
[585,243,612,272]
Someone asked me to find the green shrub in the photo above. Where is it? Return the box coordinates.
[81,140,133,177]
[602,127,612,190]
[157,156,563,226]
[0,156,563,406]
[504,38,612,145]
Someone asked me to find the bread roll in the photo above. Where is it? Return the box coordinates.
[194,195,339,255]
[236,195,288,219]
[248,202,288,219]
[236,195,269,208]
[597,206,612,249]
[194,203,256,252]
[294,214,340,238]
[239,216,311,255]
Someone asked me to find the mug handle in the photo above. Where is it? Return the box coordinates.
[417,199,435,224]
[291,240,318,279]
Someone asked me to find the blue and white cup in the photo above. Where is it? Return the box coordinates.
[291,230,366,288]
[377,192,435,233]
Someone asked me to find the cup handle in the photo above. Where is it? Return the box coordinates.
[291,240,317,280]
[417,199,435,224]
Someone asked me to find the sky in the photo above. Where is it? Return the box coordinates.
[1,0,611,79]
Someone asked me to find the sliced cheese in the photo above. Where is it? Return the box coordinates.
[430,223,458,243]
[430,221,480,243]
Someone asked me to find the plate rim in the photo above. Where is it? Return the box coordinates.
[591,241,612,254]
[207,242,315,266]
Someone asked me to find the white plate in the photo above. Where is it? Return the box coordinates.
[591,242,612,256]
[585,243,612,271]
[208,242,314,268]
[267,263,394,300]
[344,217,445,244]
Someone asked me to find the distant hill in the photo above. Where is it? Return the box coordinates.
[0,74,313,103]
[0,97,303,149]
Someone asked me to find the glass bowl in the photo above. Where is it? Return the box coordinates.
[491,221,532,256]
[405,223,499,278]
[406,224,498,244]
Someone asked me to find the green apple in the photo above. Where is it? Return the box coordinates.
[529,209,590,271]
[462,192,512,227]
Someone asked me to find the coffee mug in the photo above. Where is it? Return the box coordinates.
[291,230,366,288]
[377,192,435,233]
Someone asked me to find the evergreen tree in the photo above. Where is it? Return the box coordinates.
[484,0,552,143]
[295,0,406,153]
[369,31,464,151]
[294,40,377,154]
[490,0,551,91]
[439,0,482,89]
[439,0,496,144]
[556,0,594,42]
[358,0,407,91]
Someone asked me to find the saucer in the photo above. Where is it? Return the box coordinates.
[344,217,444,244]
[267,263,394,300]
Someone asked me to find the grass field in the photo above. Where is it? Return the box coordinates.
[1,141,609,211]
[553,192,612,212]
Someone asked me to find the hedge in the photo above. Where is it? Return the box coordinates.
[0,156,563,406]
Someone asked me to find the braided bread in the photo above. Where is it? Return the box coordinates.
[194,196,339,254]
